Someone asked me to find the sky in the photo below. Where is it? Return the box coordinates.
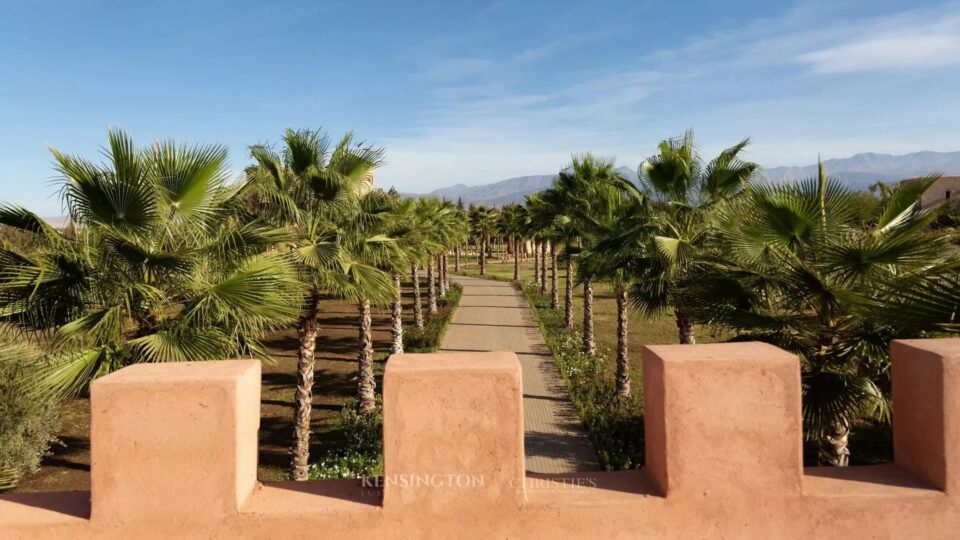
[2,0,959,216]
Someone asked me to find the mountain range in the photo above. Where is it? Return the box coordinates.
[409,150,960,207]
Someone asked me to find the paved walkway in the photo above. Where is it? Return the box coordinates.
[441,275,599,474]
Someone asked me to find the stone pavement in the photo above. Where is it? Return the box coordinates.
[440,275,599,474]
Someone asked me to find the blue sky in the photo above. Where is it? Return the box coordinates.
[2,0,959,216]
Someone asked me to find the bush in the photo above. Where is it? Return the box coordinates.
[308,452,382,480]
[0,328,60,491]
[402,283,462,352]
[308,400,383,480]
[520,281,645,470]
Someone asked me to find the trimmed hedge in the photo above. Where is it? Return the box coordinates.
[402,283,463,353]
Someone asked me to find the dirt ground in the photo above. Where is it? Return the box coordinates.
[14,287,417,492]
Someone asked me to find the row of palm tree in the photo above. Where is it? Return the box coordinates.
[487,132,958,465]
[0,128,470,481]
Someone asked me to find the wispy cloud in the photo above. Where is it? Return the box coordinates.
[379,1,960,193]
[796,32,960,74]
[515,32,608,62]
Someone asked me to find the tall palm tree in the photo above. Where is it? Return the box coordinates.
[574,160,651,399]
[695,166,957,464]
[469,205,497,276]
[538,183,579,326]
[525,194,554,294]
[557,154,648,378]
[247,128,392,479]
[454,198,466,271]
[0,130,302,400]
[628,131,759,344]
[414,199,446,316]
[345,191,402,414]
[381,196,420,354]
[499,204,526,281]
[523,194,543,287]
[437,200,464,295]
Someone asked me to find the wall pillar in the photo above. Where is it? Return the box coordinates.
[382,352,525,512]
[90,360,260,526]
[892,338,960,495]
[643,342,803,499]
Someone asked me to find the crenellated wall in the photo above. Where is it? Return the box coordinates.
[2,339,959,539]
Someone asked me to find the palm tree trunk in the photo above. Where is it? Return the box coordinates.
[818,417,850,467]
[411,263,424,329]
[442,252,450,293]
[291,287,320,481]
[427,255,438,315]
[583,279,596,358]
[437,254,447,299]
[564,255,573,328]
[533,240,540,285]
[675,307,696,344]
[615,285,631,400]
[454,245,461,272]
[550,243,559,310]
[513,236,520,281]
[539,241,548,294]
[357,298,376,414]
[480,234,487,275]
[390,273,404,355]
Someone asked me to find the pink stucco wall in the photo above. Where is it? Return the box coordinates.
[1,340,959,539]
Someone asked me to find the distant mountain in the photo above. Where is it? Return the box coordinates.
[762,151,960,190]
[411,166,640,207]
[416,173,556,207]
[408,151,960,206]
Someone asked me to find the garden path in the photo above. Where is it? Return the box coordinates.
[441,275,599,474]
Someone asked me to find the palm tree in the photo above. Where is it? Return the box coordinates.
[525,194,554,294]
[247,128,392,479]
[450,199,469,274]
[538,182,580,326]
[628,130,759,344]
[557,154,647,378]
[414,199,447,316]
[499,204,526,281]
[438,200,465,295]
[695,166,957,464]
[345,191,402,414]
[523,194,543,287]
[469,205,497,276]
[381,196,421,354]
[575,163,651,399]
[0,129,302,399]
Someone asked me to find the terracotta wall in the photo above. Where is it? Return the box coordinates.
[2,340,959,539]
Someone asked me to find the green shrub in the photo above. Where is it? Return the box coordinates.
[520,281,645,470]
[308,400,383,480]
[0,328,60,491]
[402,283,462,353]
[308,452,382,480]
